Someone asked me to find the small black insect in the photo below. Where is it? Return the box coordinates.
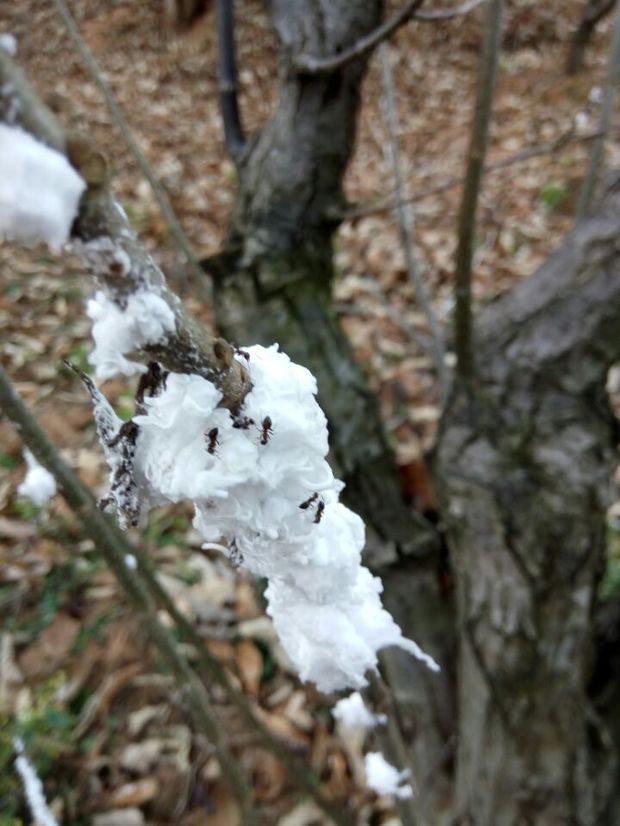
[299,492,319,510]
[235,348,250,362]
[206,427,219,455]
[259,416,274,445]
[231,415,255,430]
[314,500,326,524]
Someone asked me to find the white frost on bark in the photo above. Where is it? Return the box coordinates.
[86,288,176,380]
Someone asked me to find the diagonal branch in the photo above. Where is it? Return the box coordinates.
[294,0,425,74]
[294,0,485,74]
[414,0,485,20]
[0,365,354,826]
[51,0,210,300]
[342,126,607,220]
[0,50,250,411]
[0,365,259,826]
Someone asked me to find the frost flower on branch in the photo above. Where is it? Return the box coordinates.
[86,288,176,380]
[18,449,57,506]
[364,751,414,800]
[0,124,85,249]
[333,691,387,729]
[90,344,439,693]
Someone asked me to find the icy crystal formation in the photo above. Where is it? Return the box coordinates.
[333,691,387,729]
[114,344,440,693]
[18,450,57,507]
[86,288,175,381]
[364,752,414,800]
[0,124,85,249]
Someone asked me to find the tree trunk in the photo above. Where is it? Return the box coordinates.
[567,0,615,75]
[434,181,620,825]
[205,0,437,566]
[204,8,455,812]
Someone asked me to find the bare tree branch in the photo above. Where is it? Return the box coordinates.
[379,43,449,403]
[0,365,259,825]
[454,0,504,381]
[414,0,485,21]
[294,0,485,74]
[216,0,246,163]
[342,126,606,220]
[294,0,425,74]
[0,366,356,826]
[0,50,251,411]
[51,0,210,300]
[576,0,620,220]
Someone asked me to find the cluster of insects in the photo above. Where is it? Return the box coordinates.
[205,415,274,456]
[299,491,325,523]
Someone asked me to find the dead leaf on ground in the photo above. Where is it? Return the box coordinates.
[235,639,263,696]
[18,612,80,681]
[108,778,158,808]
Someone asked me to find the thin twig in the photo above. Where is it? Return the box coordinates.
[216,0,246,163]
[343,127,605,220]
[294,0,484,74]
[51,0,210,300]
[0,367,353,826]
[379,43,449,403]
[366,671,419,826]
[576,0,620,219]
[294,0,425,74]
[414,0,485,21]
[0,366,259,826]
[454,0,504,380]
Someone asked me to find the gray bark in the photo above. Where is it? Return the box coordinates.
[434,180,620,825]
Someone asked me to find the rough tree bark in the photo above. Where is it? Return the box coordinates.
[204,0,438,566]
[434,181,620,825]
[205,3,620,823]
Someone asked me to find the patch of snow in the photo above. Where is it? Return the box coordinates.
[86,289,176,380]
[123,344,439,692]
[0,124,85,250]
[0,33,17,55]
[589,85,603,105]
[364,752,414,800]
[13,739,59,826]
[17,449,57,506]
[333,692,387,729]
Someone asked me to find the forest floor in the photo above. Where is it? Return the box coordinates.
[0,1,618,824]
